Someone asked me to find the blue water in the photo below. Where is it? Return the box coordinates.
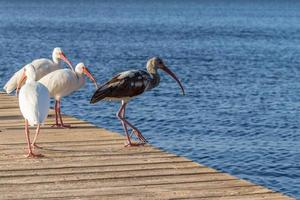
[0,0,300,198]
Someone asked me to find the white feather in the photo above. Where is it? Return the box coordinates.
[118,70,137,79]
[19,80,50,126]
[135,81,143,87]
[39,64,86,100]
[3,70,23,94]
[3,48,67,94]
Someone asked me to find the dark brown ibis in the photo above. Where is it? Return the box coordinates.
[90,57,185,146]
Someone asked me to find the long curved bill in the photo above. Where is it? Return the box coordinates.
[83,67,98,89]
[160,65,185,95]
[59,52,74,71]
[16,69,27,96]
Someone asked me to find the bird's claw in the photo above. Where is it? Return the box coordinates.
[31,143,43,150]
[51,124,71,129]
[131,129,148,143]
[25,152,44,158]
[124,141,146,147]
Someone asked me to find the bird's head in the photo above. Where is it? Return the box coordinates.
[148,57,185,95]
[75,63,98,89]
[16,64,36,96]
[52,47,74,71]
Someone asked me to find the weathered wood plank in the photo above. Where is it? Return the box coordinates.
[0,185,275,200]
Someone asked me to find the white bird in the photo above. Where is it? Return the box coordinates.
[4,47,73,94]
[39,63,97,128]
[18,64,50,158]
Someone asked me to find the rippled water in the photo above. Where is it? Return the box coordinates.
[0,0,300,198]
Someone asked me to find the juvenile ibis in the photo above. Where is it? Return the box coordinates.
[4,47,72,94]
[18,64,50,157]
[90,57,185,146]
[39,63,97,128]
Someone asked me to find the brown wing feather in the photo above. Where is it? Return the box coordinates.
[90,70,150,103]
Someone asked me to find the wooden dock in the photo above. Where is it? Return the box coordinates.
[0,93,294,200]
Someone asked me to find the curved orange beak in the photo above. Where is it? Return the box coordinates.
[59,52,74,71]
[82,67,98,89]
[16,69,27,96]
[159,64,185,95]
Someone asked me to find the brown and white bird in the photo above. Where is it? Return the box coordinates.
[90,57,185,146]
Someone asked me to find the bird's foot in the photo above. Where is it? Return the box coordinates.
[60,124,71,128]
[31,143,43,150]
[124,141,146,147]
[131,129,148,143]
[51,124,71,129]
[51,124,60,128]
[25,152,44,158]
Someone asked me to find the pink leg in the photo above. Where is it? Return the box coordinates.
[58,100,71,128]
[123,119,147,144]
[24,120,43,158]
[52,100,71,128]
[121,108,135,140]
[117,101,147,146]
[122,101,147,143]
[121,104,130,137]
[31,124,43,149]
[51,100,60,127]
[117,102,133,146]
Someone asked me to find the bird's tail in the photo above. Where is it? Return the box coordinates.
[90,85,110,104]
[3,70,23,94]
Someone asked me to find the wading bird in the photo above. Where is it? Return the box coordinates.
[90,57,185,146]
[18,64,50,157]
[4,47,73,94]
[39,63,97,128]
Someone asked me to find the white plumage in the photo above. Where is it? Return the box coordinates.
[39,63,97,127]
[3,47,72,94]
[19,81,50,126]
[18,64,50,158]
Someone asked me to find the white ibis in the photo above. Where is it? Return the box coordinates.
[18,64,50,158]
[3,47,73,94]
[90,57,185,146]
[39,63,97,128]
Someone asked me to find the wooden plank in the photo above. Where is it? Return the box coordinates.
[0,185,275,200]
[0,93,295,200]
[0,179,253,194]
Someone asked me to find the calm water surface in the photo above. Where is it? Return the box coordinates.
[0,0,299,198]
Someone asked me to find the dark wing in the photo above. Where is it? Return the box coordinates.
[90,70,150,104]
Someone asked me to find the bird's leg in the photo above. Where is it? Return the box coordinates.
[121,103,135,139]
[121,104,133,138]
[118,101,147,146]
[122,102,147,143]
[117,102,133,146]
[126,121,148,144]
[55,100,59,126]
[24,120,43,158]
[31,124,43,149]
[51,100,60,127]
[57,100,71,128]
[24,120,32,155]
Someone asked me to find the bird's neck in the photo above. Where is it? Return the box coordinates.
[75,72,85,85]
[147,68,160,90]
[26,70,37,82]
[53,56,62,66]
[26,78,36,84]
